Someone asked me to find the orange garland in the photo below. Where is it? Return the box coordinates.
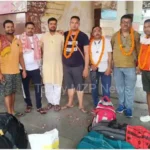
[138,44,150,69]
[89,36,105,67]
[118,28,135,56]
[63,30,80,59]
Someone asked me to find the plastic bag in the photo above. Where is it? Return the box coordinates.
[28,128,59,150]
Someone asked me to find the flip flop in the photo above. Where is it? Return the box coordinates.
[79,107,88,114]
[54,105,61,112]
[25,106,32,113]
[61,105,74,110]
[37,108,47,114]
[14,112,25,117]
[45,103,53,110]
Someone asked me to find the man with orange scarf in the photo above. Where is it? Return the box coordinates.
[139,19,150,122]
[62,16,89,113]
[111,15,140,117]
[89,26,112,107]
[0,20,26,116]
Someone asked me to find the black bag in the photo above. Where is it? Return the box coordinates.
[90,120,127,141]
[0,113,28,149]
[0,136,13,148]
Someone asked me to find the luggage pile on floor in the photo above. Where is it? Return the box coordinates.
[77,97,150,149]
[0,113,28,149]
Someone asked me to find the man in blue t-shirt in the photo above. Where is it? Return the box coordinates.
[62,16,89,113]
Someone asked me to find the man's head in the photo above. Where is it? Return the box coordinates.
[48,17,57,32]
[144,19,150,37]
[92,26,102,39]
[120,14,132,31]
[70,16,80,31]
[3,20,15,35]
[25,22,35,36]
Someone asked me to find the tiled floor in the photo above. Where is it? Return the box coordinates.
[0,90,149,149]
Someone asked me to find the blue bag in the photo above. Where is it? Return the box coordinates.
[77,131,134,149]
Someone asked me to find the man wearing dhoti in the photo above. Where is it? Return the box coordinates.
[40,18,64,111]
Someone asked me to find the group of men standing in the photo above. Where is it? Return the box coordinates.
[0,14,150,123]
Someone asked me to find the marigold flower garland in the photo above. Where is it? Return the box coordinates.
[89,36,105,67]
[118,28,135,56]
[63,30,80,59]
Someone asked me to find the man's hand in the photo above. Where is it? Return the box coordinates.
[0,73,4,82]
[136,67,141,74]
[105,67,112,76]
[22,70,27,79]
[82,67,88,78]
[91,65,98,71]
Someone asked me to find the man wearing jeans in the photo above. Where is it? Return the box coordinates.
[20,22,47,114]
[90,26,112,107]
[111,14,140,117]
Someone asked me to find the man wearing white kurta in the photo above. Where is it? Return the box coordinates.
[90,26,112,107]
[40,17,64,111]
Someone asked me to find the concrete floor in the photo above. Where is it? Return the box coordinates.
[0,90,149,149]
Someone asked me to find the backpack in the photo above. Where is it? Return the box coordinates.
[92,96,116,126]
[126,125,150,149]
[0,113,28,149]
[77,131,134,149]
[91,120,127,141]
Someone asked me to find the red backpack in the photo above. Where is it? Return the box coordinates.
[126,125,150,149]
[92,96,116,127]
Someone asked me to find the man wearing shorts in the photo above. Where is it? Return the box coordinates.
[0,20,26,116]
[62,16,89,113]
[139,19,150,122]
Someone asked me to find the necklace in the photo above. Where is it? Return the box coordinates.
[94,40,101,53]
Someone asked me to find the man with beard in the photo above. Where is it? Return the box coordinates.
[0,20,26,116]
[40,18,64,111]
[19,22,47,114]
[62,16,89,113]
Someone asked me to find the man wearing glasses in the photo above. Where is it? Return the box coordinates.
[111,14,140,117]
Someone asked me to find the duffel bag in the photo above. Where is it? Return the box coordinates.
[77,131,134,149]
[0,135,13,148]
[91,120,127,140]
[0,112,28,149]
[92,96,116,127]
[126,125,150,149]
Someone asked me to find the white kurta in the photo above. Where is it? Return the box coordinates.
[40,32,64,86]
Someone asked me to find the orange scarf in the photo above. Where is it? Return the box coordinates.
[63,30,80,59]
[118,28,135,56]
[89,36,105,67]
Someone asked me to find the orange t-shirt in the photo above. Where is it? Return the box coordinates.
[0,37,22,74]
[138,44,150,71]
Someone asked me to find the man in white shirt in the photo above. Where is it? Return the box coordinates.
[90,26,112,107]
[19,22,47,114]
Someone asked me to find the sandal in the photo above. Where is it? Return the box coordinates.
[25,106,32,113]
[61,105,74,110]
[46,103,53,110]
[14,112,25,117]
[79,107,88,114]
[54,105,61,112]
[37,108,47,114]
